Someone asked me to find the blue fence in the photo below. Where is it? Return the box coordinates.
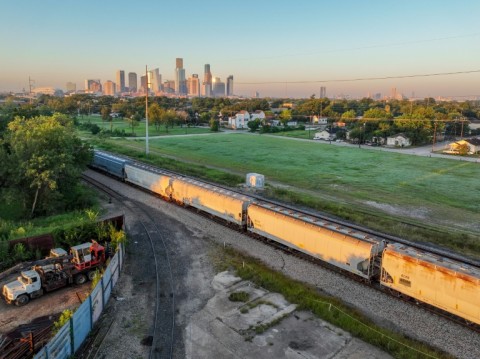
[34,244,124,359]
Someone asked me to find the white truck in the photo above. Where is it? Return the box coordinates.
[2,241,105,306]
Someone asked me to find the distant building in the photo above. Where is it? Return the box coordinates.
[149,68,162,93]
[65,82,76,93]
[386,133,411,147]
[175,58,187,95]
[140,75,147,93]
[320,86,326,98]
[202,64,212,97]
[226,75,234,96]
[187,74,200,97]
[32,87,63,96]
[116,70,125,93]
[312,115,328,125]
[163,80,175,93]
[251,110,265,121]
[313,130,335,141]
[128,72,137,92]
[443,139,480,155]
[85,79,102,94]
[228,110,250,129]
[103,80,116,96]
[212,77,225,97]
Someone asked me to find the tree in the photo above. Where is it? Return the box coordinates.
[341,110,356,119]
[278,110,292,126]
[128,113,141,134]
[101,106,112,131]
[2,114,92,217]
[149,103,163,131]
[209,117,219,132]
[247,119,261,132]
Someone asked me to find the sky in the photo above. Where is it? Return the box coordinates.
[1,0,479,98]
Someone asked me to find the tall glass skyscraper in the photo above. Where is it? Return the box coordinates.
[175,58,187,95]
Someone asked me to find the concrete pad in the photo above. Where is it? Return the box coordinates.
[185,272,393,359]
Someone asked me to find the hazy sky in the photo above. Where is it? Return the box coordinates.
[1,0,479,98]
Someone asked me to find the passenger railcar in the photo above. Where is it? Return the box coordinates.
[247,201,385,279]
[170,177,252,226]
[381,243,480,325]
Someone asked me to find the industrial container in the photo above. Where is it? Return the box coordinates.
[247,202,385,279]
[92,151,129,179]
[246,173,265,188]
[124,163,173,198]
[171,178,252,226]
[380,243,480,325]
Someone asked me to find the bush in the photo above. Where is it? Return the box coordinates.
[229,291,250,302]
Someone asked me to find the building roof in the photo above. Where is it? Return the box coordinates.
[387,133,409,139]
[465,138,480,146]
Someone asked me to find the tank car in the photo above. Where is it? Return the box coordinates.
[247,201,385,279]
[380,243,480,325]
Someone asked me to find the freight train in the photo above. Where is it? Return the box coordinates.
[91,150,480,326]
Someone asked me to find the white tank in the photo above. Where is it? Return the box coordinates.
[246,173,265,188]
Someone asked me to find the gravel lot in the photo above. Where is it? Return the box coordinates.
[85,169,479,359]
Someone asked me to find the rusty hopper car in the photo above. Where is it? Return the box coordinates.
[124,163,174,198]
[170,177,252,226]
[247,202,386,279]
[380,243,480,325]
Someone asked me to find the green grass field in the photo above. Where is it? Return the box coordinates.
[78,115,212,137]
[92,133,480,256]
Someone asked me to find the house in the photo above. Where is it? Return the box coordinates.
[228,110,250,129]
[251,110,265,121]
[312,116,328,125]
[286,121,298,126]
[313,130,335,141]
[386,133,411,147]
[443,138,480,155]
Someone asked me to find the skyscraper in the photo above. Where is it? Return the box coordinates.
[103,80,116,96]
[66,82,76,93]
[175,58,187,95]
[128,72,137,92]
[140,75,147,93]
[149,68,162,93]
[226,75,234,96]
[212,77,225,97]
[320,86,326,98]
[116,70,125,93]
[85,79,102,93]
[202,64,212,97]
[187,74,200,97]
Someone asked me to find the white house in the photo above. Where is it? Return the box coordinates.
[386,133,411,147]
[312,116,328,125]
[313,130,335,141]
[251,110,265,121]
[228,110,250,129]
[443,138,480,155]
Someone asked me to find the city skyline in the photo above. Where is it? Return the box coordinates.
[1,1,480,98]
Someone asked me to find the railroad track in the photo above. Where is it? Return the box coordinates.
[81,173,176,359]
[86,168,480,335]
[102,151,480,268]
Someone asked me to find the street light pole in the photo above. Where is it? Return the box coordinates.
[145,65,149,156]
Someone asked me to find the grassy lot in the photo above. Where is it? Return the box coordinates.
[91,133,480,256]
[267,129,316,140]
[77,115,211,137]
[215,247,452,359]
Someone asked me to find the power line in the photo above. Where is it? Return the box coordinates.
[237,69,480,85]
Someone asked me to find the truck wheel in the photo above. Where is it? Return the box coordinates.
[87,271,97,281]
[15,294,30,306]
[75,274,87,285]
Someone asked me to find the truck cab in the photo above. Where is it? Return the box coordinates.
[2,270,42,306]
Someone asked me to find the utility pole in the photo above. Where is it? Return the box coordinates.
[432,121,437,153]
[145,65,149,156]
[460,119,464,139]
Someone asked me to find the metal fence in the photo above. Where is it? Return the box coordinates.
[33,243,124,359]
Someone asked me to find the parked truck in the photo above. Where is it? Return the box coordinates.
[2,241,105,306]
